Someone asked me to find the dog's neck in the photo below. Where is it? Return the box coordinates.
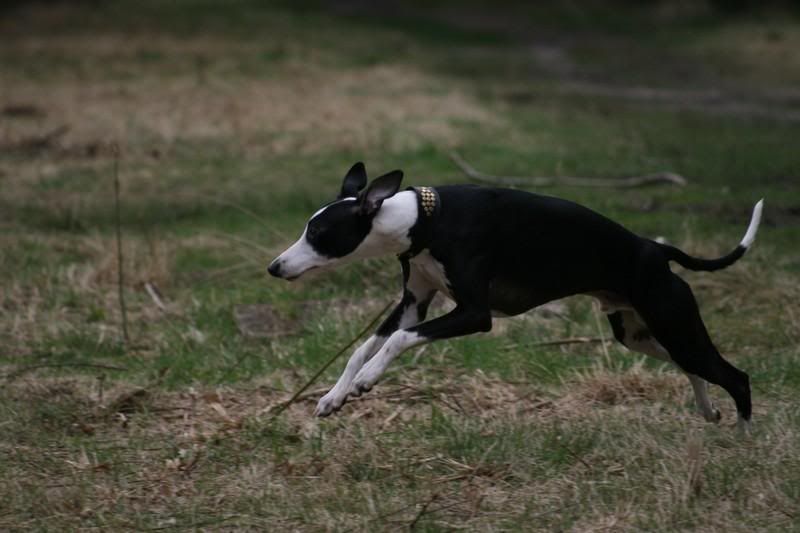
[355,190,419,258]
[398,187,440,261]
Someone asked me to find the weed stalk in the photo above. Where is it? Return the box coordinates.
[112,143,130,345]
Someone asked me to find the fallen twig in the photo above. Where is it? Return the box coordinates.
[558,443,592,470]
[531,336,608,347]
[144,282,167,312]
[409,492,440,530]
[147,514,239,531]
[449,151,687,188]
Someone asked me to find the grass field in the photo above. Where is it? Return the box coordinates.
[2,1,800,530]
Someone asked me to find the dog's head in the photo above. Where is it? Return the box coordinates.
[268,162,405,281]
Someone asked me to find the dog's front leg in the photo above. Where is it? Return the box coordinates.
[352,305,492,395]
[315,263,436,417]
[314,334,387,417]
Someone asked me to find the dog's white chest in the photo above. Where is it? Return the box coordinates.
[410,251,452,298]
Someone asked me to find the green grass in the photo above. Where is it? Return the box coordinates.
[1,0,800,530]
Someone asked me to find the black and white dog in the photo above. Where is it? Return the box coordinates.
[268,162,763,431]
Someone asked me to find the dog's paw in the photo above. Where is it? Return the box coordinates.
[314,391,347,417]
[736,416,753,437]
[352,356,386,396]
[352,372,377,396]
[352,380,373,396]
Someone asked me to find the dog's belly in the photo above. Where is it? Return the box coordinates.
[488,278,547,317]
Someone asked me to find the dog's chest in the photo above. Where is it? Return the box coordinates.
[409,251,452,298]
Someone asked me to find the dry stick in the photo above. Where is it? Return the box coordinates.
[144,282,167,312]
[408,492,440,530]
[112,144,130,345]
[146,514,239,531]
[558,443,592,470]
[531,336,607,347]
[449,151,687,188]
[265,300,394,421]
[417,454,501,526]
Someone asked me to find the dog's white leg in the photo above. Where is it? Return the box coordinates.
[315,264,436,417]
[737,414,752,435]
[688,374,721,422]
[352,304,493,395]
[611,310,721,423]
[352,330,424,393]
[314,334,387,417]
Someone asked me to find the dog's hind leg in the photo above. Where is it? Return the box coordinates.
[687,374,719,422]
[631,271,752,432]
[607,310,721,422]
[315,260,437,417]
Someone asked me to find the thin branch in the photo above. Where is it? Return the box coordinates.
[409,492,440,530]
[112,144,130,345]
[531,336,608,347]
[449,151,687,188]
[147,514,239,531]
[144,282,167,312]
[264,300,394,421]
[558,443,592,469]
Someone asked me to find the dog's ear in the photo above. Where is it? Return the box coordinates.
[358,170,403,216]
[339,162,368,199]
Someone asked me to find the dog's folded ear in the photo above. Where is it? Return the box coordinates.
[359,170,403,216]
[339,162,368,199]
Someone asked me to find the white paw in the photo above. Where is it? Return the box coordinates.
[700,405,721,423]
[314,389,348,417]
[352,362,383,396]
[736,416,752,436]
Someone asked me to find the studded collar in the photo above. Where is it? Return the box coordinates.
[398,186,441,261]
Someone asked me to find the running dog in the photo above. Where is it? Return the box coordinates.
[268,162,763,431]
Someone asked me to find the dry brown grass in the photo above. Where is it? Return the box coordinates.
[3,363,797,531]
[1,29,495,174]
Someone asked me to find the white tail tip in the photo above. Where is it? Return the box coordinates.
[740,199,764,248]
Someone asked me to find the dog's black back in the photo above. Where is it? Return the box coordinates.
[428,185,646,315]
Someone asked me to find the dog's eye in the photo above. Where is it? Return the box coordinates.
[307,225,320,239]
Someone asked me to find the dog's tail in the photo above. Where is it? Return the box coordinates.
[657,199,764,272]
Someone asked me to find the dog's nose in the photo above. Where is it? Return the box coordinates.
[267,260,282,278]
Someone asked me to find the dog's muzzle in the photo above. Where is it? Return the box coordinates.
[267,259,283,278]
